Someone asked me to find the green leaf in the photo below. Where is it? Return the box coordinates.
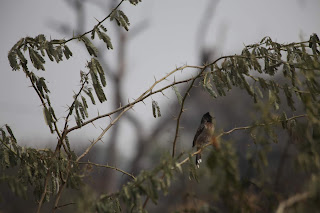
[152,100,161,118]
[129,0,142,5]
[91,58,107,87]
[28,47,45,70]
[80,36,98,57]
[96,29,113,50]
[43,107,53,133]
[99,25,107,32]
[90,70,107,103]
[283,83,296,111]
[258,77,268,89]
[205,84,218,98]
[172,85,183,105]
[81,96,88,109]
[110,10,130,31]
[63,45,73,59]
[75,114,82,128]
[84,88,96,105]
[45,41,55,62]
[49,107,57,121]
[91,27,96,40]
[16,49,27,64]
[78,102,87,119]
[8,51,19,71]
[119,10,130,26]
[52,45,63,63]
[309,33,320,54]
[5,125,16,142]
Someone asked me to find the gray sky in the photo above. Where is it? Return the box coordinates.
[0,0,319,152]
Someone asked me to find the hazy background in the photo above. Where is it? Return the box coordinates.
[1,0,320,212]
[0,0,319,157]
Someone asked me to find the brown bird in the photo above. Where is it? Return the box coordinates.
[192,112,216,168]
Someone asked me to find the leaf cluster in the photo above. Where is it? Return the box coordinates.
[110,9,130,31]
[95,154,182,212]
[0,126,81,203]
[8,35,72,72]
[202,34,320,113]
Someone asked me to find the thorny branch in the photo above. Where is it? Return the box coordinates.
[171,71,203,158]
[31,48,311,211]
[104,113,309,210]
[177,114,308,167]
[66,55,247,135]
[78,161,136,180]
[74,55,241,162]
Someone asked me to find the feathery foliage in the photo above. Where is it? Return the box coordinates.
[3,0,320,212]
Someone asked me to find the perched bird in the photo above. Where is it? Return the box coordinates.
[192,112,216,168]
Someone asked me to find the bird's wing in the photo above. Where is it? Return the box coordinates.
[192,123,204,147]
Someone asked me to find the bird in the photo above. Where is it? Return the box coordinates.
[192,112,217,168]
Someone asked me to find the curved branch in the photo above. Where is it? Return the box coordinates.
[177,114,308,167]
[217,114,307,138]
[36,171,52,213]
[171,70,204,158]
[66,65,203,133]
[78,161,136,180]
[61,0,125,44]
[67,55,243,134]
[27,73,62,139]
[275,192,310,213]
[56,72,90,154]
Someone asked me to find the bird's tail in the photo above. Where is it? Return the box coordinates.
[196,153,202,168]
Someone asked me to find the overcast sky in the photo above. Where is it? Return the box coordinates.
[0,0,319,151]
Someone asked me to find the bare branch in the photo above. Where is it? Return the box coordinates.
[76,106,132,161]
[36,171,52,213]
[67,55,245,134]
[172,69,205,157]
[177,114,308,167]
[78,161,136,180]
[276,192,310,213]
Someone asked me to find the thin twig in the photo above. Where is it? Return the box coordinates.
[55,72,90,154]
[66,65,201,133]
[66,55,241,134]
[217,114,307,138]
[177,114,308,167]
[275,192,310,213]
[36,171,52,213]
[93,113,308,210]
[171,71,204,158]
[57,0,125,45]
[53,163,72,212]
[54,202,76,210]
[76,106,132,161]
[78,161,136,180]
[27,73,62,139]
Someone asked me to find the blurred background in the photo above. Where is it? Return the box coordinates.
[1,0,320,212]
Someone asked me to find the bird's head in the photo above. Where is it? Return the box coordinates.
[202,112,213,123]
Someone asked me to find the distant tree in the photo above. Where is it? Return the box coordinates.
[2,0,320,212]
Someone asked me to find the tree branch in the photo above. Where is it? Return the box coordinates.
[78,161,136,180]
[61,0,125,44]
[177,114,308,167]
[27,73,62,139]
[76,106,132,161]
[275,192,310,213]
[171,70,204,158]
[66,55,244,134]
[36,171,52,213]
